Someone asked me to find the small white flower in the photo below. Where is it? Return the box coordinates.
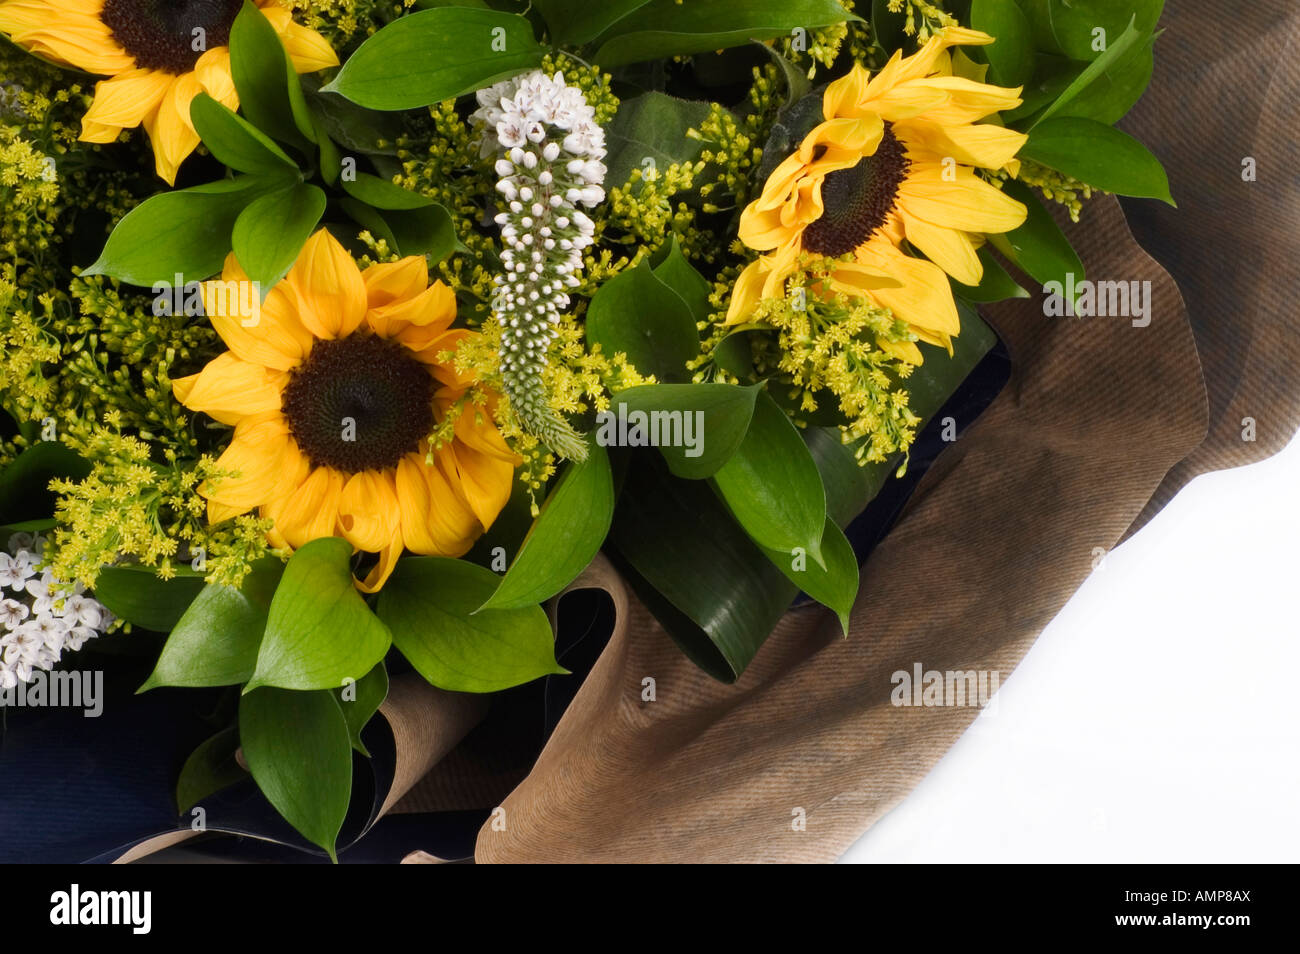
[0,598,29,630]
[0,551,34,589]
[62,594,104,629]
[0,665,16,690]
[6,531,34,555]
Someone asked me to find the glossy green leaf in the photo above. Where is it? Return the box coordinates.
[246,537,392,692]
[951,246,1030,303]
[82,177,283,286]
[987,178,1084,293]
[341,172,436,210]
[603,91,710,188]
[1053,34,1154,125]
[713,389,828,567]
[239,687,352,861]
[593,0,859,67]
[1021,117,1174,204]
[535,0,652,45]
[378,557,565,693]
[335,662,389,756]
[971,0,1033,87]
[1033,16,1143,126]
[650,235,713,325]
[1017,0,1162,62]
[93,566,206,633]
[613,462,795,681]
[758,516,857,635]
[586,258,699,382]
[176,727,246,813]
[229,0,311,146]
[608,383,758,480]
[231,183,327,291]
[189,92,298,175]
[140,558,284,690]
[324,8,545,110]
[479,440,613,610]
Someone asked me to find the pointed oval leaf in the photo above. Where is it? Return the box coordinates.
[608,383,758,479]
[246,537,391,692]
[239,687,352,861]
[378,557,565,693]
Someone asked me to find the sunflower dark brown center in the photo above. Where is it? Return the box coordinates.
[802,123,910,257]
[102,0,242,74]
[281,335,435,474]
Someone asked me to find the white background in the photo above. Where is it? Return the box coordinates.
[843,431,1300,863]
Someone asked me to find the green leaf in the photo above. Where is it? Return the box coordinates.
[593,0,859,67]
[607,383,758,480]
[479,441,614,610]
[341,171,437,210]
[535,0,653,45]
[82,177,283,286]
[603,91,710,188]
[758,516,857,635]
[189,92,298,175]
[231,183,327,291]
[1053,33,1154,125]
[870,0,906,54]
[140,558,284,690]
[228,0,313,148]
[324,7,545,110]
[239,687,352,861]
[1017,0,1162,62]
[586,258,699,382]
[1021,117,1174,204]
[713,389,828,568]
[951,246,1030,303]
[246,537,391,692]
[93,566,205,633]
[612,462,794,681]
[176,727,246,814]
[987,177,1084,292]
[650,235,713,325]
[0,441,89,524]
[971,0,1033,87]
[378,557,564,693]
[1032,16,1143,127]
[335,662,388,756]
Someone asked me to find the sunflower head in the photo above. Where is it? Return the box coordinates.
[173,229,519,591]
[0,0,337,183]
[729,26,1030,364]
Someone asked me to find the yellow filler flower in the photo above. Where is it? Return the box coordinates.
[729,27,1029,364]
[0,0,337,183]
[173,230,519,591]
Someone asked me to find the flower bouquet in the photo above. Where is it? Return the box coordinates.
[3,0,1265,864]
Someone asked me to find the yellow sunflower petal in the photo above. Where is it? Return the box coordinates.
[367,281,457,339]
[0,2,134,73]
[287,229,368,340]
[898,163,1028,234]
[172,351,285,425]
[194,47,238,111]
[902,214,983,286]
[264,462,344,549]
[205,253,315,371]
[822,63,870,119]
[453,405,520,463]
[357,542,402,593]
[203,413,294,521]
[362,257,429,309]
[143,73,201,185]
[854,239,961,338]
[337,469,401,553]
[444,442,513,531]
[80,69,170,135]
[258,2,340,73]
[895,117,1027,171]
[394,455,441,555]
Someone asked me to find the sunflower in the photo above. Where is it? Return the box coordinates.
[0,0,337,184]
[729,27,1029,364]
[173,230,519,591]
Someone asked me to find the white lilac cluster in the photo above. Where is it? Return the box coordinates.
[0,533,111,690]
[472,71,608,460]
